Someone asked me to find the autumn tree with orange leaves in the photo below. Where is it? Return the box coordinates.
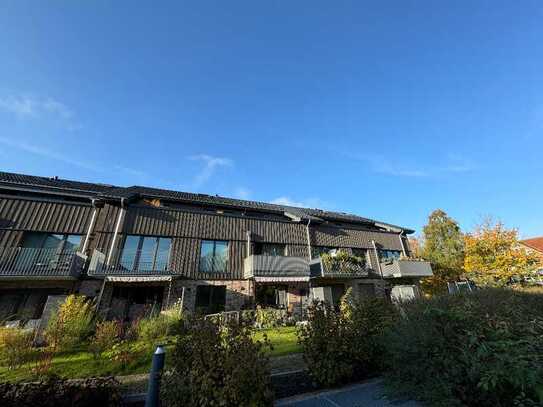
[464,219,540,287]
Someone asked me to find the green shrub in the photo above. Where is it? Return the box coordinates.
[0,376,120,407]
[137,311,182,344]
[89,320,121,358]
[384,289,543,406]
[161,318,273,406]
[45,295,95,350]
[0,327,35,369]
[298,296,397,387]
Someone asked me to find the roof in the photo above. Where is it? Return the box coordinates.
[0,170,414,233]
[520,237,543,253]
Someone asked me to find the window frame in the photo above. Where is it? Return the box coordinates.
[120,235,172,272]
[199,240,229,273]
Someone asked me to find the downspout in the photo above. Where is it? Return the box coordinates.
[107,198,126,265]
[398,231,407,257]
[246,231,251,257]
[372,240,384,279]
[81,199,100,255]
[306,219,312,260]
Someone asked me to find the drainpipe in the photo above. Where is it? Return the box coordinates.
[81,199,102,255]
[372,240,384,279]
[246,231,251,257]
[398,232,407,257]
[107,198,126,265]
[306,219,312,260]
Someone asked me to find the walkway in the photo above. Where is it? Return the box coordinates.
[276,379,420,407]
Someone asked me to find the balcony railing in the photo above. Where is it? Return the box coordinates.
[244,255,310,281]
[309,253,368,279]
[380,258,433,278]
[88,249,172,277]
[0,247,84,279]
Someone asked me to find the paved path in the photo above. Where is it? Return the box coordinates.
[276,379,420,407]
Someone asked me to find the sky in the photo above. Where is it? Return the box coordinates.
[0,1,542,237]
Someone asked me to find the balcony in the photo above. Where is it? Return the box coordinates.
[0,247,84,280]
[380,259,433,278]
[87,249,172,278]
[244,255,310,282]
[309,253,368,279]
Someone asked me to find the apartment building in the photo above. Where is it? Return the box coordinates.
[0,171,432,322]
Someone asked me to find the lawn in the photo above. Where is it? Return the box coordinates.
[0,326,301,382]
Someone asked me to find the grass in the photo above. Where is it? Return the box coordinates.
[254,326,302,357]
[0,326,301,383]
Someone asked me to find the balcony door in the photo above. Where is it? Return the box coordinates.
[15,233,81,270]
[119,236,172,272]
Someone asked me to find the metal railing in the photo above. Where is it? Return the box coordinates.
[88,249,172,276]
[0,247,83,279]
[244,255,310,280]
[309,256,369,278]
[380,258,433,278]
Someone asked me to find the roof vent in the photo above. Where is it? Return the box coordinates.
[50,176,59,180]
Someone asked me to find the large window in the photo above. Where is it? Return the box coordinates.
[195,285,226,314]
[379,249,402,262]
[311,246,338,258]
[199,240,229,273]
[16,233,82,269]
[120,236,172,271]
[253,242,286,256]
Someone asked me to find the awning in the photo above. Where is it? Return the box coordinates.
[105,276,173,283]
[254,276,310,283]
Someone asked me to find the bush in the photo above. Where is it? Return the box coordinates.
[45,295,95,350]
[89,320,121,358]
[0,327,35,369]
[298,294,397,387]
[137,310,182,344]
[161,318,273,406]
[0,376,120,407]
[384,289,543,406]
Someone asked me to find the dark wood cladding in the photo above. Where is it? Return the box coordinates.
[121,206,308,244]
[0,198,93,235]
[169,238,246,279]
[311,225,404,251]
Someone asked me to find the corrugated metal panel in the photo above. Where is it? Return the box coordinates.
[0,198,93,234]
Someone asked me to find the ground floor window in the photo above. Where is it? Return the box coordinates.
[0,288,67,321]
[195,285,226,314]
[110,285,165,321]
[255,285,288,308]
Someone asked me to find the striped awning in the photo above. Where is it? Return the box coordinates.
[254,276,310,283]
[105,276,172,283]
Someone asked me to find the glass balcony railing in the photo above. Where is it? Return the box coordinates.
[88,249,172,276]
[0,247,84,279]
[243,254,310,281]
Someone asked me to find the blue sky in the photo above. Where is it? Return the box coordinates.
[0,1,542,237]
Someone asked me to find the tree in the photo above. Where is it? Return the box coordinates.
[464,219,540,287]
[420,209,465,294]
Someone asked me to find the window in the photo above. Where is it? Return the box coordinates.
[253,242,286,256]
[195,285,226,313]
[16,233,82,269]
[199,240,229,273]
[120,236,172,271]
[379,249,402,262]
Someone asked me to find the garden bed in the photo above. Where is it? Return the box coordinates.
[0,326,301,383]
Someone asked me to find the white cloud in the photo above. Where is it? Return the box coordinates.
[270,196,330,209]
[233,187,251,200]
[0,137,100,172]
[189,154,233,187]
[0,95,73,120]
[348,153,475,178]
